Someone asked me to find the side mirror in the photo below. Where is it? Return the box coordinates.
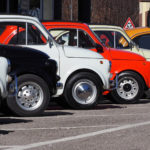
[95,43,104,53]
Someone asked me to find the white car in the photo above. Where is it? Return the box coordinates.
[0,15,113,109]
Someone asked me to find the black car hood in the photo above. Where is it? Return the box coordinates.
[0,44,49,60]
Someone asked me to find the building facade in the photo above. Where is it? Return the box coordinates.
[61,0,139,27]
[1,0,150,27]
[0,0,56,20]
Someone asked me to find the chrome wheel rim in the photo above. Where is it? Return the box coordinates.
[116,77,139,100]
[16,82,44,111]
[72,79,97,105]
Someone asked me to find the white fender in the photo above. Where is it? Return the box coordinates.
[0,57,8,98]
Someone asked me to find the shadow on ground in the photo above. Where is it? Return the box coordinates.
[48,98,125,110]
[0,118,32,135]
[0,118,32,125]
[94,104,125,109]
[49,97,150,111]
[0,130,14,135]
[41,111,74,117]
[1,98,150,118]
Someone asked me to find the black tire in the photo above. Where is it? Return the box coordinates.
[111,71,144,104]
[7,74,50,117]
[54,96,70,109]
[64,72,103,109]
[0,99,12,115]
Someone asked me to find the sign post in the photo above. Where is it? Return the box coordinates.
[123,17,135,30]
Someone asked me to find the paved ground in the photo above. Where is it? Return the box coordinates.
[1,99,150,150]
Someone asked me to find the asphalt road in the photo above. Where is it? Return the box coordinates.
[1,99,150,150]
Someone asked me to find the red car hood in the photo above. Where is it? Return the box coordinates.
[109,48,146,61]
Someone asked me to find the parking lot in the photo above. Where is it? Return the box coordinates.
[1,98,150,150]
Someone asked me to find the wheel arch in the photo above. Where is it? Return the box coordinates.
[64,69,104,89]
[12,69,55,94]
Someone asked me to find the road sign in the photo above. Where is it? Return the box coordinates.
[123,17,135,29]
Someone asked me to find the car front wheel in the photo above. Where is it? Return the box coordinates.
[64,72,103,109]
[7,74,50,117]
[111,72,144,104]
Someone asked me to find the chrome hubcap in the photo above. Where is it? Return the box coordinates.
[117,77,139,100]
[16,82,44,111]
[72,79,97,105]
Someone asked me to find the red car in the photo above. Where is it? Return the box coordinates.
[0,22,150,104]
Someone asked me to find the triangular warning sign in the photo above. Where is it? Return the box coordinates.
[123,17,135,29]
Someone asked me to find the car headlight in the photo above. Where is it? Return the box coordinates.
[7,59,11,73]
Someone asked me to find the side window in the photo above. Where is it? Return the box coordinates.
[27,23,47,45]
[49,29,77,46]
[78,30,95,49]
[0,22,47,45]
[0,22,26,45]
[94,30,129,49]
[115,32,129,49]
[9,30,26,45]
[133,34,150,49]
[94,31,114,48]
[57,32,70,45]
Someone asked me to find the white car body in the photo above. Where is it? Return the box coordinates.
[0,15,111,97]
[0,57,10,98]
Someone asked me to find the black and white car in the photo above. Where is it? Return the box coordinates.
[0,44,58,117]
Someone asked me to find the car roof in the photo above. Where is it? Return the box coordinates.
[42,21,103,46]
[89,25,123,30]
[42,21,89,28]
[0,15,39,22]
[125,27,150,39]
